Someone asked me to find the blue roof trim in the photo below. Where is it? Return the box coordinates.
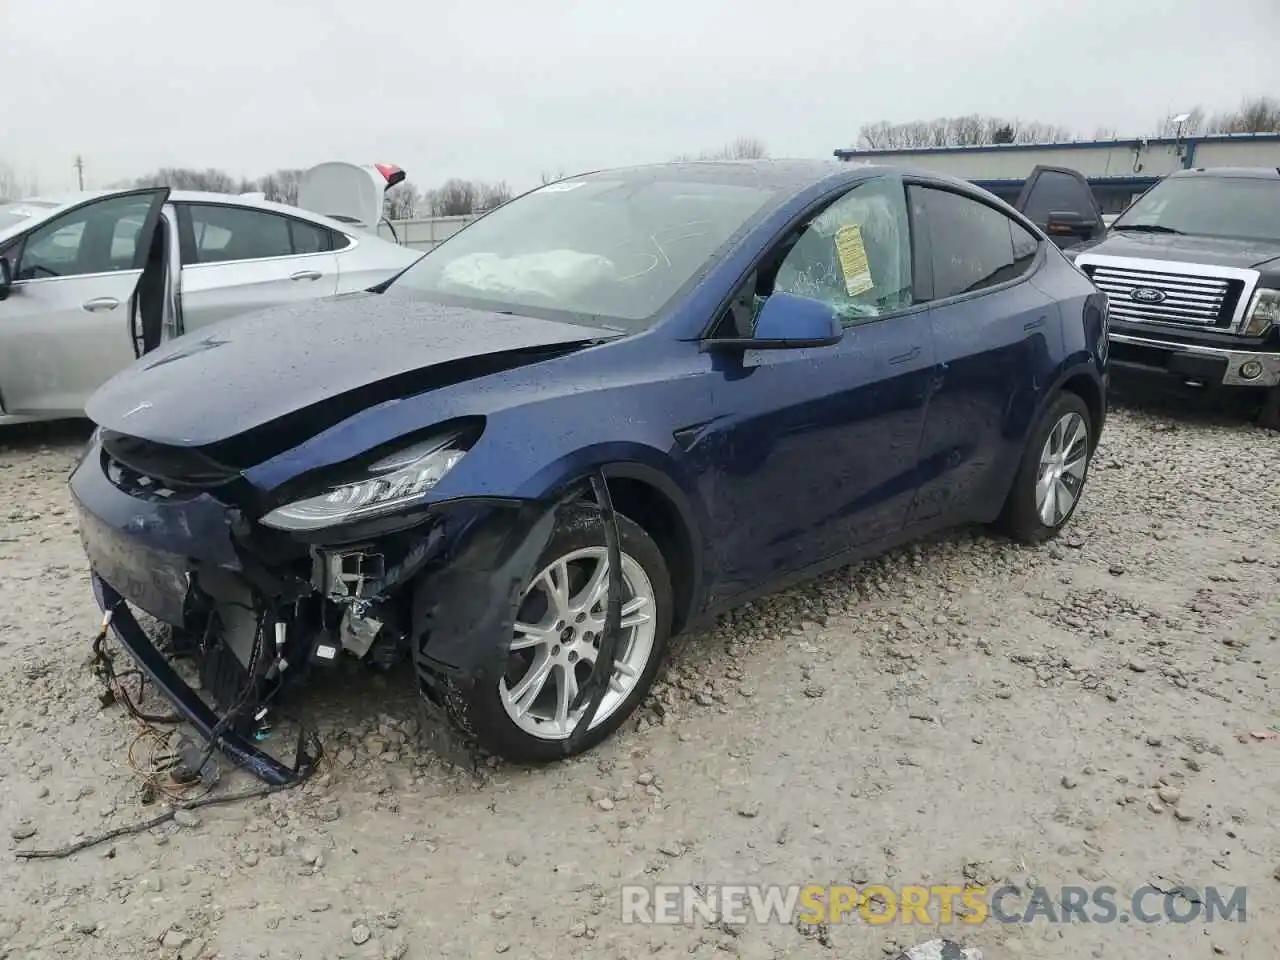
[832,130,1280,160]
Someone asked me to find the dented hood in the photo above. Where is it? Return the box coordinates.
[85,293,619,448]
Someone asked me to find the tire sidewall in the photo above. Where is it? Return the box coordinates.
[1006,392,1094,542]
[463,505,673,763]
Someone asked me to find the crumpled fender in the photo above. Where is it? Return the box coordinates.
[410,468,624,754]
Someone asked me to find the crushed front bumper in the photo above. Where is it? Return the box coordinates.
[90,575,304,785]
[70,430,629,779]
[1108,332,1280,388]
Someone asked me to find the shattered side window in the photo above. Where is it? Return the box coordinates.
[771,178,914,326]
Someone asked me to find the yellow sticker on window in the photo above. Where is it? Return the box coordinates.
[834,224,874,297]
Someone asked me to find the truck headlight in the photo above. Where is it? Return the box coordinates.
[1243,288,1280,337]
[261,432,470,532]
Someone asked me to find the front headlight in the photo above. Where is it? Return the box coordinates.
[260,432,469,532]
[1242,288,1280,337]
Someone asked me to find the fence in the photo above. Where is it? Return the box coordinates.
[379,214,478,251]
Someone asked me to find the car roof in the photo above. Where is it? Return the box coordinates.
[1169,166,1280,180]
[564,158,979,199]
[7,189,367,234]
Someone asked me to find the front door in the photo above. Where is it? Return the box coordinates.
[0,189,168,416]
[696,175,935,603]
[176,202,340,331]
[906,183,1062,525]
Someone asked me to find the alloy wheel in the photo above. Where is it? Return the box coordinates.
[499,546,656,740]
[1036,411,1089,527]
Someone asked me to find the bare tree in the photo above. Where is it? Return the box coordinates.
[426,178,478,217]
[855,116,1075,150]
[540,168,569,185]
[0,161,39,200]
[256,168,305,205]
[675,136,770,161]
[382,181,420,220]
[1154,106,1206,138]
[132,167,239,193]
[1206,96,1280,134]
[477,181,512,212]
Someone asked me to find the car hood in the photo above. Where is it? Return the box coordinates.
[85,293,622,448]
[1075,231,1280,270]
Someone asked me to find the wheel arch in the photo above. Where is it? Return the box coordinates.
[545,461,703,637]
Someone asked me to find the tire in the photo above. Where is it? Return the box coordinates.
[997,391,1094,545]
[441,504,672,763]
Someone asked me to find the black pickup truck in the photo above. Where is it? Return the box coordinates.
[1007,165,1280,428]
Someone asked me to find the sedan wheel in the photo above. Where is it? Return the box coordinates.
[500,546,657,740]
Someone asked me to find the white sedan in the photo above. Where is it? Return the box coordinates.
[0,162,423,425]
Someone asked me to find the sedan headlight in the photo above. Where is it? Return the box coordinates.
[1242,288,1280,337]
[260,432,470,532]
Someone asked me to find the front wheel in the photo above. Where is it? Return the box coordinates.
[997,392,1093,544]
[440,505,672,763]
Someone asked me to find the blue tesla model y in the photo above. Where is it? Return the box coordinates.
[70,160,1108,776]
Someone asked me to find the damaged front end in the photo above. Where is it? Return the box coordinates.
[71,427,624,785]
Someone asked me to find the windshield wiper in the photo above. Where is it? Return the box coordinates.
[1111,223,1184,235]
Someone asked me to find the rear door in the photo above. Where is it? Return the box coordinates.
[1014,165,1105,249]
[907,183,1060,526]
[0,189,168,416]
[176,202,341,330]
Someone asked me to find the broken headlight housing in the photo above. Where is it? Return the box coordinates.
[1242,288,1280,337]
[260,431,470,532]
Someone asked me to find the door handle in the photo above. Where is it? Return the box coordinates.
[81,297,120,312]
[1023,315,1046,331]
[290,270,322,282]
[888,345,921,366]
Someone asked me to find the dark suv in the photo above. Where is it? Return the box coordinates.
[1041,167,1280,428]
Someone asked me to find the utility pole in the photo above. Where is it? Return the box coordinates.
[73,155,85,190]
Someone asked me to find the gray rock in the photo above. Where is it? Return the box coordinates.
[172,809,201,829]
[1157,786,1181,805]
[351,922,372,945]
[737,801,762,818]
[161,930,191,949]
[9,821,36,841]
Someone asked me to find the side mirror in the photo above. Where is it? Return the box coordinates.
[705,291,843,352]
[1045,210,1097,240]
[0,257,11,301]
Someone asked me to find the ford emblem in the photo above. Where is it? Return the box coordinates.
[1130,286,1166,304]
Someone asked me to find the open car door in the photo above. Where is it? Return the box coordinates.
[0,188,169,417]
[296,162,407,235]
[1014,165,1106,250]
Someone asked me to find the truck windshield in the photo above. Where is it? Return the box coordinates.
[1112,176,1280,243]
[388,174,778,328]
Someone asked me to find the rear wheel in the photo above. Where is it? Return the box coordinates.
[443,505,672,763]
[997,392,1093,544]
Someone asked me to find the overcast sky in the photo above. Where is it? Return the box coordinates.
[4,0,1278,194]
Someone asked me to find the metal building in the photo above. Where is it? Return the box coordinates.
[833,132,1280,213]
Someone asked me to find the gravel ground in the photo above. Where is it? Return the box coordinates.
[0,393,1277,960]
